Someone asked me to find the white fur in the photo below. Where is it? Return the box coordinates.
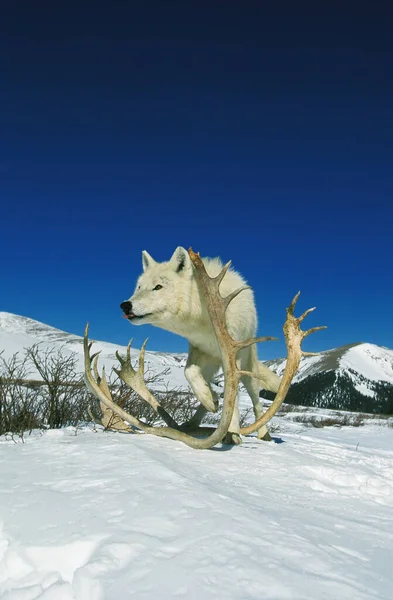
[123,247,281,441]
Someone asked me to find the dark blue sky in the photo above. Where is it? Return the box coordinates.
[1,1,392,359]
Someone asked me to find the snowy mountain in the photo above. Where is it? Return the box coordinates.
[265,343,393,413]
[0,312,188,391]
[1,312,392,413]
[266,342,393,384]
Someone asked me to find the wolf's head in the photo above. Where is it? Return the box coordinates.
[120,246,194,328]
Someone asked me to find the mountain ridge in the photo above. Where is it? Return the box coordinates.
[1,311,392,413]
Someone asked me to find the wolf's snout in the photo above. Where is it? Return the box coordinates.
[120,301,132,315]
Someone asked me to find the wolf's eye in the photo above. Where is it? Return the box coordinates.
[153,284,163,291]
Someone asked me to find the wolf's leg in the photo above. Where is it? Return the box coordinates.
[184,345,220,415]
[184,345,241,445]
[239,346,272,441]
[222,398,242,445]
[180,404,208,431]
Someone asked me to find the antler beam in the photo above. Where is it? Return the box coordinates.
[240,292,326,435]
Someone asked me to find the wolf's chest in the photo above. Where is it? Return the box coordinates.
[185,328,221,358]
[169,319,220,358]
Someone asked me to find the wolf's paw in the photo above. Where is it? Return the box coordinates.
[222,432,243,446]
[199,395,219,413]
[200,401,218,413]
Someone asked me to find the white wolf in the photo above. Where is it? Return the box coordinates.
[120,247,281,443]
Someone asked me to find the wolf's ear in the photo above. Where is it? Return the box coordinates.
[142,250,156,271]
[169,246,192,274]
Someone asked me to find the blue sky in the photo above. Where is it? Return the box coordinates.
[1,1,392,359]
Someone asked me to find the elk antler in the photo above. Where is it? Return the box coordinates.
[187,249,278,442]
[113,340,180,429]
[84,320,245,448]
[239,292,327,435]
[84,329,187,439]
[88,349,133,432]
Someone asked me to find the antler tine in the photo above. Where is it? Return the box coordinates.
[115,339,133,368]
[189,247,232,295]
[85,325,101,377]
[92,354,101,383]
[115,350,125,366]
[302,325,328,340]
[213,260,232,290]
[127,339,132,364]
[99,364,113,399]
[138,338,149,374]
[235,336,279,351]
[188,247,200,259]
[90,351,101,363]
[298,306,316,322]
[84,323,91,347]
[238,369,266,380]
[222,285,251,310]
[288,291,301,314]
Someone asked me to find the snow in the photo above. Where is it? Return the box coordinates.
[1,312,393,598]
[341,344,393,383]
[272,354,322,381]
[272,344,393,387]
[1,423,393,599]
[0,312,189,392]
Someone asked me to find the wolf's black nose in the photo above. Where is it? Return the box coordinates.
[120,301,132,315]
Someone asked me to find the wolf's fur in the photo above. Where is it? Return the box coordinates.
[122,247,281,441]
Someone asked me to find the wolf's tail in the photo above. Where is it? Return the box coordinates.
[257,362,281,393]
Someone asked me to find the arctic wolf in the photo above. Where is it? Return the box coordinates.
[120,247,281,442]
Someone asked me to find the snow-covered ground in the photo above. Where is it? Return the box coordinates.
[1,311,393,598]
[1,421,392,600]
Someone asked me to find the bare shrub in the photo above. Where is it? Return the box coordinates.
[0,345,93,437]
[351,414,365,427]
[276,403,307,414]
[0,351,42,439]
[24,344,90,429]
[239,407,254,427]
[202,406,255,428]
[0,340,206,439]
[289,413,366,428]
[156,389,200,425]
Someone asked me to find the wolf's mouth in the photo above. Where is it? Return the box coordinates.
[123,313,152,321]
